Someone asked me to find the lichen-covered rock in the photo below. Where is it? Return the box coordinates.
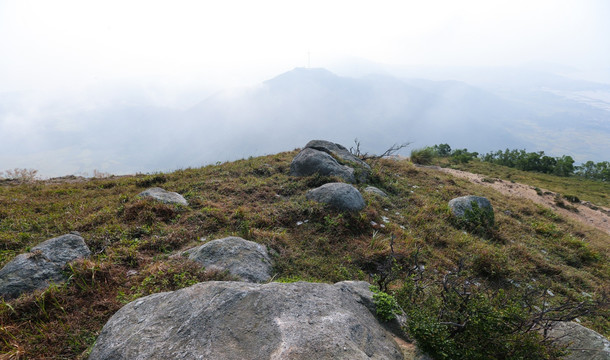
[88,281,404,360]
[307,182,366,211]
[364,186,388,197]
[290,140,370,183]
[0,233,91,300]
[137,187,188,206]
[290,148,357,183]
[448,195,493,218]
[182,237,273,283]
[548,321,610,360]
[305,140,371,171]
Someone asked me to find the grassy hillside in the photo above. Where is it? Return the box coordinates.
[1,151,608,358]
[449,159,610,208]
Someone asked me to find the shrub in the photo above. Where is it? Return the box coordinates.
[454,201,495,238]
[410,147,435,165]
[433,144,452,157]
[393,264,594,360]
[371,286,400,321]
[450,149,479,164]
[135,174,167,188]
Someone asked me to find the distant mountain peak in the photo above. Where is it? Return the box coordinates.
[264,67,340,86]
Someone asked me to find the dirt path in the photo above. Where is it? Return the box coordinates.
[428,166,610,235]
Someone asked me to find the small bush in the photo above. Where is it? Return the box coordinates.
[394,266,585,360]
[371,286,400,322]
[563,194,580,203]
[454,201,495,238]
[450,149,479,164]
[410,147,435,165]
[135,174,167,188]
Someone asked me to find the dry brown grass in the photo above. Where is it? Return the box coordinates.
[0,151,608,357]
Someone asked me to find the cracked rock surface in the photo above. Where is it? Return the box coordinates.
[89,281,404,360]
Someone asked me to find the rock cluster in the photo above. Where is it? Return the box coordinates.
[290,140,370,183]
[0,233,91,300]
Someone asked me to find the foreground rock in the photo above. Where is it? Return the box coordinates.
[137,187,188,206]
[290,140,370,183]
[182,237,273,283]
[88,281,404,360]
[307,182,366,212]
[548,321,610,360]
[448,195,493,218]
[0,233,91,300]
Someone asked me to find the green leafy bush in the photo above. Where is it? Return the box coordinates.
[454,201,495,238]
[410,147,435,165]
[450,149,479,164]
[371,286,400,322]
[394,268,580,360]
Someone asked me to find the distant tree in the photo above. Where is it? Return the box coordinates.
[576,160,610,181]
[450,148,478,164]
[553,156,575,177]
[433,143,452,157]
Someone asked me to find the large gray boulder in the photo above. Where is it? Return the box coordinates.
[290,140,371,183]
[547,321,610,360]
[88,281,405,360]
[305,140,371,172]
[448,195,493,218]
[0,233,91,300]
[307,182,366,212]
[137,187,188,206]
[290,148,357,183]
[182,237,273,283]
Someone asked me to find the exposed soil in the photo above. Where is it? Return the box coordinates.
[427,166,610,235]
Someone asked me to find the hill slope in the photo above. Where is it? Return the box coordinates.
[0,149,608,358]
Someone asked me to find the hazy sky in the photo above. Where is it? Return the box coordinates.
[1,0,609,95]
[2,0,610,177]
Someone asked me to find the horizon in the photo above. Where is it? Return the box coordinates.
[2,1,610,177]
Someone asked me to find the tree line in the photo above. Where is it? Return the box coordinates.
[423,144,608,180]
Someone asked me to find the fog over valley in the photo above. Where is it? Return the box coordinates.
[1,1,609,178]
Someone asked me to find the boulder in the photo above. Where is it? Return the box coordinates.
[290,140,371,183]
[0,233,91,300]
[182,237,273,283]
[364,186,388,197]
[290,148,357,183]
[448,195,493,218]
[305,140,371,171]
[88,281,405,360]
[547,321,610,360]
[137,187,188,206]
[307,182,366,212]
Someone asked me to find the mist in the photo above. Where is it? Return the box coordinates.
[1,0,610,178]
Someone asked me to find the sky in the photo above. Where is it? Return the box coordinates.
[1,0,610,177]
[1,0,609,96]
